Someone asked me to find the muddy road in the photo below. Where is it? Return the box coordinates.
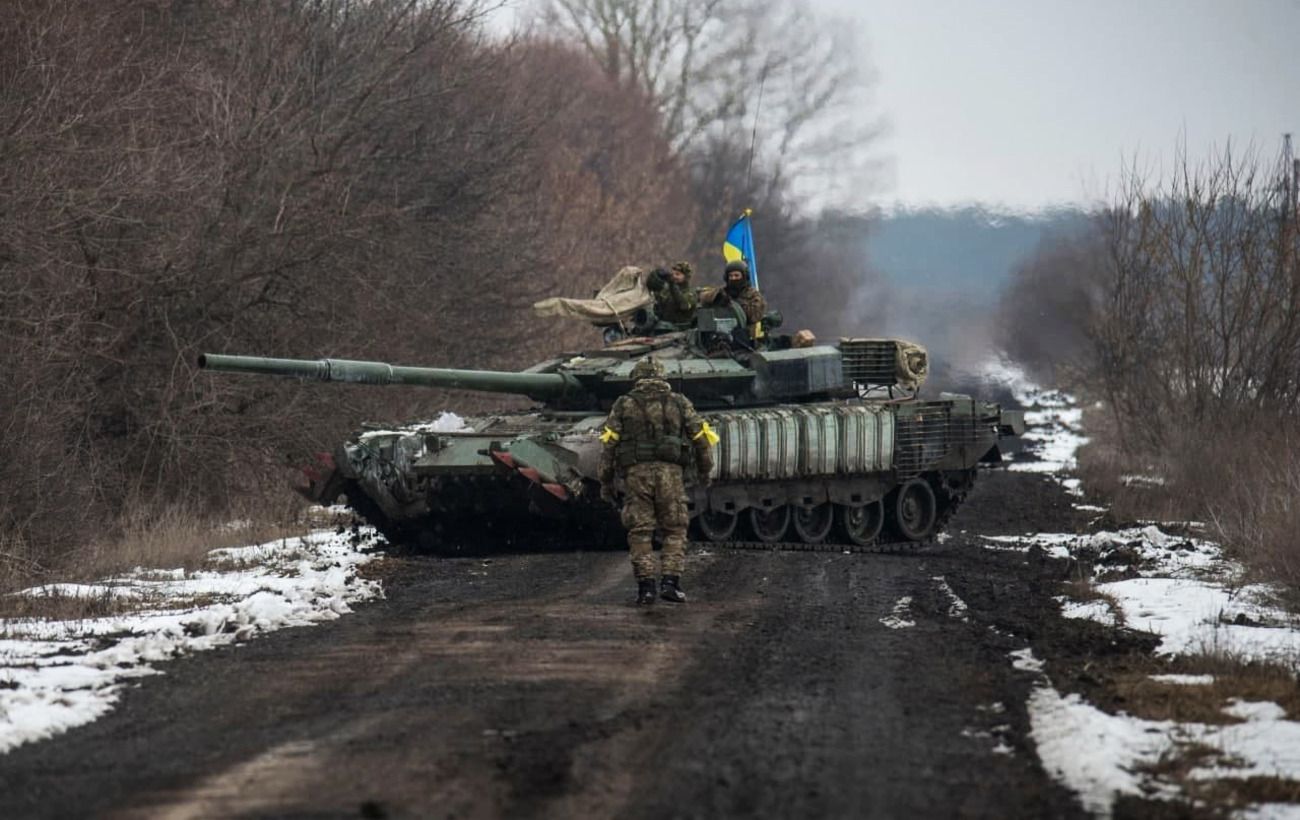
[0,471,1110,819]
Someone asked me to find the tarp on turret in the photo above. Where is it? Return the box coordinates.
[532,265,652,325]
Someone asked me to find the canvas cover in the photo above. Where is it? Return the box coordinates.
[895,340,929,391]
[532,265,651,325]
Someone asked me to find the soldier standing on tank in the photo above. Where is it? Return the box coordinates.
[700,260,767,341]
[645,261,698,327]
[598,357,718,606]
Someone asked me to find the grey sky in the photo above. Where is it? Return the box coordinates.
[820,0,1300,210]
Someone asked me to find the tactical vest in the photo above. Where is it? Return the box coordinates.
[615,393,690,468]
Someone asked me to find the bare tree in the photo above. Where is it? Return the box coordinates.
[534,0,874,192]
[1085,143,1300,449]
[0,0,697,575]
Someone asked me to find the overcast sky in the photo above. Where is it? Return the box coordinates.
[494,0,1300,212]
[821,0,1300,211]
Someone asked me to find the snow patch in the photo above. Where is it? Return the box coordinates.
[1010,648,1045,674]
[1149,674,1215,686]
[1027,686,1175,815]
[880,596,915,629]
[419,411,472,433]
[933,576,968,621]
[0,529,383,754]
[1058,597,1120,627]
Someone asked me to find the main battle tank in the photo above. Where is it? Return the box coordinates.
[199,305,1023,550]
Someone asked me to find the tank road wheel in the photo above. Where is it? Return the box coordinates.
[696,509,739,542]
[835,501,884,547]
[748,505,791,543]
[888,479,938,542]
[792,504,834,544]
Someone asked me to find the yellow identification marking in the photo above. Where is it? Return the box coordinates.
[693,421,720,447]
[600,426,620,444]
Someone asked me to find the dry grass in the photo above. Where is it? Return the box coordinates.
[0,497,311,620]
[1189,776,1300,808]
[1139,741,1240,781]
[1106,655,1300,725]
[1142,745,1300,814]
[1077,399,1300,596]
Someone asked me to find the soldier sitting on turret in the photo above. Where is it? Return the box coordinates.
[699,260,767,343]
[644,260,698,328]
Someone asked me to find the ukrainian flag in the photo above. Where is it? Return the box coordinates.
[722,209,758,289]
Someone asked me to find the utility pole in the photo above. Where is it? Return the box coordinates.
[1284,134,1298,218]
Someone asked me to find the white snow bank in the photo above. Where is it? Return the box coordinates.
[1027,685,1175,815]
[0,528,382,754]
[1016,650,1300,817]
[992,523,1300,663]
[980,357,1091,491]
[1099,577,1300,661]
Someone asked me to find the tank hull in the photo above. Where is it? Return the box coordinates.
[302,395,1018,549]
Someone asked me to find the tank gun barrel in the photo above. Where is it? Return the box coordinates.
[198,353,582,400]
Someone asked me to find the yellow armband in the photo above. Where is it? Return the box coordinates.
[599,426,620,444]
[692,421,720,447]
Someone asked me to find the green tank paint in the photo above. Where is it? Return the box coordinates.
[199,353,582,401]
[200,304,1022,548]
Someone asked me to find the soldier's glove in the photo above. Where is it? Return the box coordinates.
[599,484,618,505]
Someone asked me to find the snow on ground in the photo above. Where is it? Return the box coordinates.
[933,576,969,621]
[879,596,915,629]
[979,356,1089,479]
[0,526,382,754]
[984,356,1300,816]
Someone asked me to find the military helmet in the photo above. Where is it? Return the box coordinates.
[630,357,666,382]
[724,259,749,277]
[671,261,693,277]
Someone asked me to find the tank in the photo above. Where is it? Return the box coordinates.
[199,307,1024,550]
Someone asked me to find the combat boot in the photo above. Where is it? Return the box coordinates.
[636,579,657,606]
[659,575,687,603]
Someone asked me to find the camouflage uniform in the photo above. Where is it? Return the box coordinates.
[599,358,716,602]
[703,283,765,323]
[653,261,698,326]
[700,280,767,340]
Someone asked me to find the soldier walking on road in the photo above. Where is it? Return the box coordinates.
[599,357,718,606]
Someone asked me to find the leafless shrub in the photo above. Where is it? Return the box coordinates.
[1089,144,1300,451]
[1059,141,1300,585]
[0,1,697,575]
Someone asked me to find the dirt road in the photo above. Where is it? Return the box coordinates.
[0,471,1115,818]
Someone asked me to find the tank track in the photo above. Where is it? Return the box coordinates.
[693,538,930,555]
[695,481,969,555]
[346,469,973,554]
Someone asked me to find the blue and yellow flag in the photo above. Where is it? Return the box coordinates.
[722,209,759,289]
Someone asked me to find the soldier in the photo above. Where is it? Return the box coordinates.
[700,260,767,341]
[645,261,698,326]
[598,357,718,605]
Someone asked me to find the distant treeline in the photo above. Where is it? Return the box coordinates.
[0,0,877,572]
